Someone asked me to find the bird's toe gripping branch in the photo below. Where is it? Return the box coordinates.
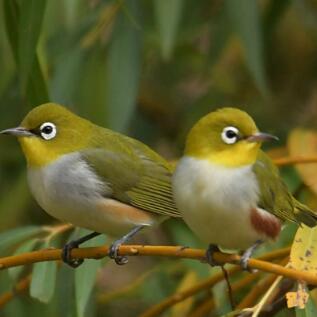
[109,225,145,265]
[240,240,263,271]
[205,244,222,267]
[62,241,84,268]
[109,241,129,265]
[61,231,101,268]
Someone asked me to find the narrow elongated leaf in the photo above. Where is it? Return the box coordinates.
[30,240,58,303]
[18,0,47,89]
[224,0,268,95]
[9,238,39,281]
[153,0,184,60]
[106,0,141,132]
[77,46,108,125]
[25,56,50,106]
[0,6,15,98]
[3,0,19,61]
[75,229,107,317]
[50,48,85,105]
[3,0,49,106]
[290,225,317,274]
[0,226,42,254]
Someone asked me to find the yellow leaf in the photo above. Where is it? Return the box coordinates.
[170,270,198,317]
[288,129,317,194]
[286,282,309,309]
[289,225,317,274]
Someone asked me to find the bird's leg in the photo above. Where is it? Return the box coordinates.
[240,240,263,271]
[62,231,101,268]
[205,244,222,266]
[109,225,145,265]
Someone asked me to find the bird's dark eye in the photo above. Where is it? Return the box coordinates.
[39,122,57,140]
[225,129,237,139]
[42,125,53,134]
[221,126,239,144]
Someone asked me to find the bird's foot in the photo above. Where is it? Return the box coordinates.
[109,239,129,265]
[240,240,263,271]
[62,241,84,268]
[61,231,101,268]
[205,244,222,267]
[108,225,145,265]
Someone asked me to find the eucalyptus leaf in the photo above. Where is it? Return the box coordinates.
[3,0,49,106]
[75,230,106,317]
[8,238,39,281]
[30,240,58,303]
[0,226,42,254]
[153,0,184,60]
[18,0,47,89]
[224,0,268,95]
[106,0,141,132]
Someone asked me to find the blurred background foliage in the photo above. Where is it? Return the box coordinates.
[0,0,317,316]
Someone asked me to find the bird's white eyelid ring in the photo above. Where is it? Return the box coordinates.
[221,126,239,144]
[40,122,57,140]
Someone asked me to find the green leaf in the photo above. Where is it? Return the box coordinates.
[224,0,268,95]
[8,238,39,281]
[18,0,47,89]
[3,0,19,61]
[76,46,108,126]
[30,240,58,303]
[106,0,141,132]
[0,226,42,254]
[3,0,49,106]
[0,5,15,98]
[75,229,107,317]
[50,48,86,105]
[153,0,184,60]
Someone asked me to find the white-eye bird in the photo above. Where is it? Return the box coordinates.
[172,107,317,268]
[0,103,180,267]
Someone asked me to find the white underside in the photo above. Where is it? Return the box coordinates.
[172,156,274,250]
[27,153,156,237]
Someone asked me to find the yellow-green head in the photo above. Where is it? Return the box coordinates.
[0,103,93,167]
[185,107,278,167]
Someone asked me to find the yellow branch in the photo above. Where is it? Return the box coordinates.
[0,274,31,307]
[273,156,317,166]
[0,246,306,287]
[0,246,300,284]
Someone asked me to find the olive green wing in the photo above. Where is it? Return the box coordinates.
[253,151,298,223]
[253,150,317,227]
[81,131,180,218]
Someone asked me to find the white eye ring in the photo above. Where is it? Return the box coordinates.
[221,126,239,144]
[40,122,57,140]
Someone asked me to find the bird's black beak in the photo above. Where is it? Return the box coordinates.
[0,127,33,137]
[246,132,279,143]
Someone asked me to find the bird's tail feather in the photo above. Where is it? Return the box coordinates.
[294,199,317,227]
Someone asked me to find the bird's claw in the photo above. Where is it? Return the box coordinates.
[62,242,84,268]
[240,253,251,272]
[109,242,129,265]
[240,240,263,272]
[205,244,222,267]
